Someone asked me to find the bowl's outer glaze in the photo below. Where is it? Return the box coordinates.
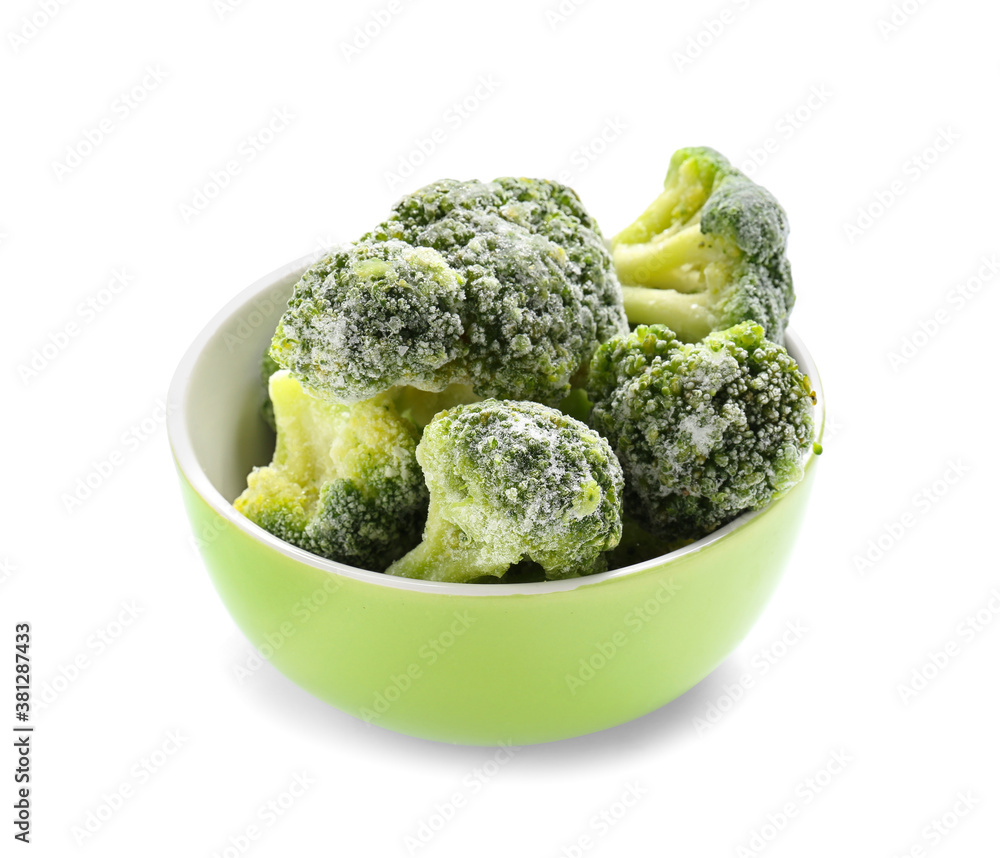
[171,254,823,746]
[178,462,817,746]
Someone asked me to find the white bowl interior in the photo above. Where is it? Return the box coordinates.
[182,260,309,503]
[169,254,824,593]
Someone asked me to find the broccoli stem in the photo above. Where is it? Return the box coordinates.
[613,222,722,290]
[386,497,517,583]
[620,286,714,343]
[384,382,479,429]
[612,185,686,245]
[386,540,492,583]
[387,518,511,583]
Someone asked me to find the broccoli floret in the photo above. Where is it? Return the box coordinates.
[424,209,594,404]
[588,322,818,541]
[383,176,599,232]
[271,178,626,408]
[611,147,794,343]
[484,177,627,349]
[260,348,281,430]
[235,370,427,571]
[386,399,623,583]
[376,177,626,349]
[270,240,467,403]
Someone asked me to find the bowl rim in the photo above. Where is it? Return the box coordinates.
[168,253,825,597]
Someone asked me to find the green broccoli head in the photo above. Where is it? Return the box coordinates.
[588,322,817,542]
[383,176,599,232]
[235,370,428,572]
[611,147,794,343]
[270,240,467,403]
[380,176,626,347]
[386,399,624,583]
[412,209,592,404]
[487,177,626,349]
[360,177,627,404]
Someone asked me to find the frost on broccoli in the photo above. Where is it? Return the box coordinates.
[235,370,428,572]
[270,240,467,403]
[377,177,626,348]
[588,322,817,542]
[424,210,595,404]
[611,147,794,343]
[386,399,624,583]
[362,177,628,405]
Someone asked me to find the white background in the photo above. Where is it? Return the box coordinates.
[2,0,998,855]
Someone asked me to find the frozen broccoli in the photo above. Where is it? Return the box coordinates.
[386,399,624,583]
[611,147,794,343]
[241,162,818,578]
[588,322,818,542]
[235,370,428,571]
[269,178,627,409]
[270,240,467,403]
[375,177,626,353]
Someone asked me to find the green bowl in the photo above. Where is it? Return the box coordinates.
[167,255,824,746]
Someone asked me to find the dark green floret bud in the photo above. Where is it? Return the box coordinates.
[588,321,817,541]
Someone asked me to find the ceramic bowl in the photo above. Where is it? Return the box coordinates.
[167,254,824,746]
